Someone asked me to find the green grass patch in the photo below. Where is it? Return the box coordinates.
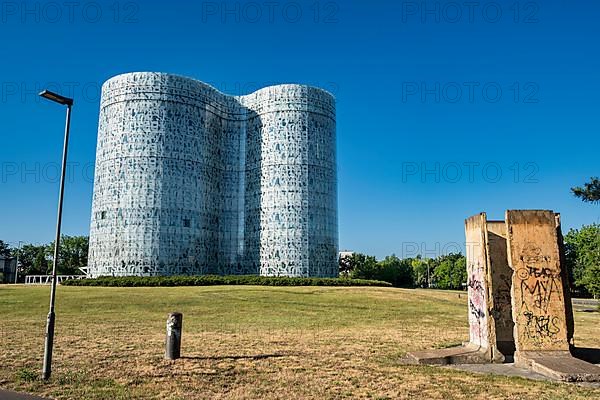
[1,286,599,399]
[15,367,38,383]
[61,274,392,287]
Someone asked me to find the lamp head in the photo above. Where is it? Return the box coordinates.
[39,90,73,106]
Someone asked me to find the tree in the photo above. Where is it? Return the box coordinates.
[16,244,49,275]
[451,256,467,289]
[564,224,600,297]
[572,177,600,203]
[580,265,600,299]
[349,253,415,287]
[433,259,453,289]
[378,255,414,287]
[47,235,89,275]
[349,253,379,281]
[411,256,431,288]
[338,253,354,278]
[0,240,11,257]
[431,253,467,290]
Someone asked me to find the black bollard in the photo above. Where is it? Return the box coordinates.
[165,312,183,360]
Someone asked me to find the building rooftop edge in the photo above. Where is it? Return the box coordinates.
[102,71,337,100]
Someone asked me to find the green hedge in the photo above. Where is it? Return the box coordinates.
[61,275,392,287]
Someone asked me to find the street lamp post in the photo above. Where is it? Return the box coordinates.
[14,240,23,284]
[39,89,73,381]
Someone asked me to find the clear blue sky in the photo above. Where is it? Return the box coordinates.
[1,0,598,259]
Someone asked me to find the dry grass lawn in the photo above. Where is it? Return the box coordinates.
[0,285,598,399]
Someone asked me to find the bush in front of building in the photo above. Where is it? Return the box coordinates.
[61,275,392,287]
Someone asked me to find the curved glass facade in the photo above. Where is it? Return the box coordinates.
[88,72,337,277]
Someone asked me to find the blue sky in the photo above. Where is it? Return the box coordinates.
[1,0,598,259]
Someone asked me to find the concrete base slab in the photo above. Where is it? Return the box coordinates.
[444,363,549,381]
[443,363,600,388]
[406,344,491,365]
[516,351,600,382]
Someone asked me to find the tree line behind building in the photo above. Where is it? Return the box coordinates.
[0,224,598,298]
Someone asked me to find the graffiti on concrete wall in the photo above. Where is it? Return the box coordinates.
[515,242,565,347]
[467,258,488,348]
[490,272,514,338]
